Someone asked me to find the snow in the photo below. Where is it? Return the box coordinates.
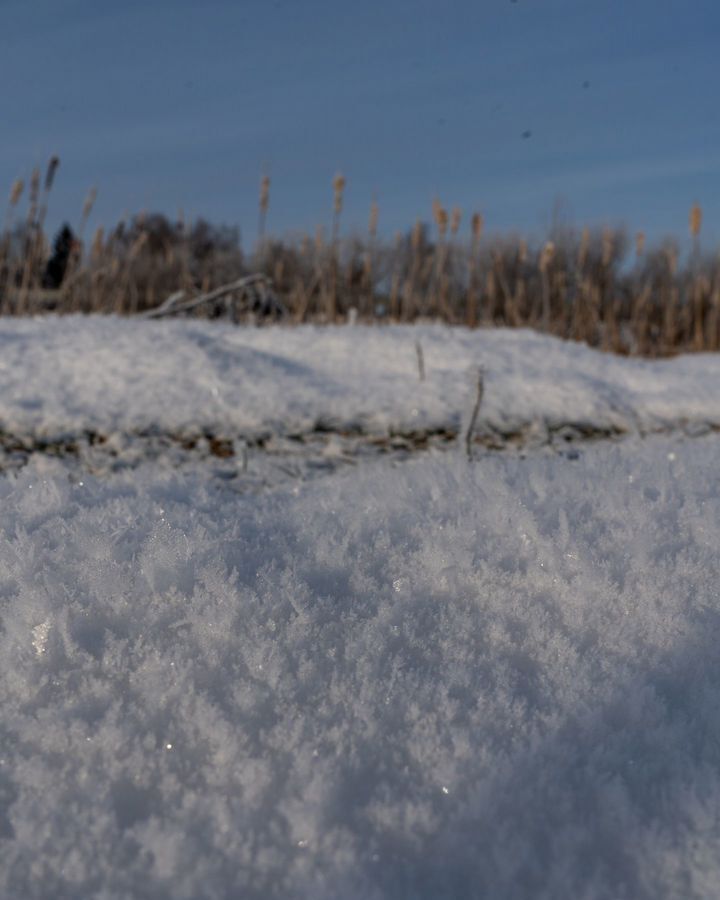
[2,316,720,898]
[2,316,720,444]
[1,434,720,898]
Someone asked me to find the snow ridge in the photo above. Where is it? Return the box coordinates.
[2,318,720,444]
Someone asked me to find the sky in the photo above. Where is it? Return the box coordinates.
[2,0,719,248]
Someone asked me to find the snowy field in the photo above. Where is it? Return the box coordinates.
[2,319,720,899]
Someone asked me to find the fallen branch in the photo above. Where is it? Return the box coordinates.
[141,274,284,319]
[141,289,186,318]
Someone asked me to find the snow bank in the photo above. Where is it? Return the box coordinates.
[2,437,720,898]
[2,317,720,441]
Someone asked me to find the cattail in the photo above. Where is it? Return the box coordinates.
[259,175,270,214]
[578,226,590,269]
[332,173,346,216]
[437,209,448,239]
[405,219,424,320]
[257,174,271,245]
[467,215,483,328]
[485,268,497,320]
[635,230,646,258]
[3,179,24,240]
[601,227,613,267]
[81,187,97,222]
[471,212,484,242]
[15,168,42,309]
[25,167,41,234]
[363,198,379,313]
[315,224,326,308]
[432,203,449,315]
[91,226,104,261]
[690,203,702,239]
[331,173,345,251]
[539,241,555,331]
[9,178,24,207]
[368,198,379,239]
[389,229,403,318]
[259,175,270,218]
[434,204,448,239]
[44,155,60,192]
[539,241,555,272]
[450,206,462,237]
[411,219,423,251]
[29,168,40,207]
[28,156,60,267]
[662,244,679,350]
[515,241,529,327]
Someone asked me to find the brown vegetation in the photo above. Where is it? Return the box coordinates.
[2,158,719,357]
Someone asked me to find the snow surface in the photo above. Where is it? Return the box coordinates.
[2,436,720,898]
[3,317,720,897]
[2,316,720,443]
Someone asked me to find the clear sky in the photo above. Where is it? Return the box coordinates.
[3,0,719,247]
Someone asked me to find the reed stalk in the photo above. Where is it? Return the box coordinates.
[363,198,378,316]
[432,200,449,317]
[538,241,554,331]
[258,174,270,246]
[327,174,346,320]
[466,212,483,327]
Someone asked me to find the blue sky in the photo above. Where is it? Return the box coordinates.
[2,0,719,247]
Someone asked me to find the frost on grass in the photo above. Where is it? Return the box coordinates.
[1,440,720,898]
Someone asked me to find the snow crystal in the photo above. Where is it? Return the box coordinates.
[31,621,51,656]
[0,435,719,898]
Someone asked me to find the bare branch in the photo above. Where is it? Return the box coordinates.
[141,274,281,319]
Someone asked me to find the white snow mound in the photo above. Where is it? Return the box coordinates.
[2,317,720,440]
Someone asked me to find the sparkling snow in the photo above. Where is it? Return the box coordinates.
[2,319,720,898]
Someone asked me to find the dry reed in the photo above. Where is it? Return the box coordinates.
[2,164,719,357]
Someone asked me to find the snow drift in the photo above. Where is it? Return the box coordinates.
[2,317,720,444]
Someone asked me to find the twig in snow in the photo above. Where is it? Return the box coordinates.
[238,440,249,473]
[415,339,425,382]
[465,366,485,460]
